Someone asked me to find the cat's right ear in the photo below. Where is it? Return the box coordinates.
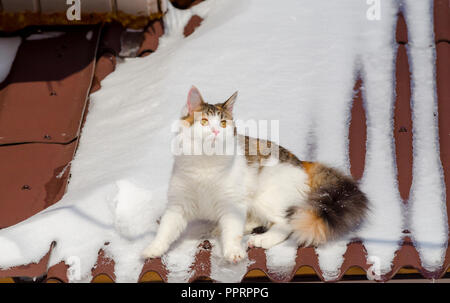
[186,85,204,114]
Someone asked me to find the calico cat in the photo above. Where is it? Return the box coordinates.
[142,86,369,263]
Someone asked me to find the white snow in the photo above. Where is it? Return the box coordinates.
[265,238,297,280]
[86,30,93,41]
[315,240,350,281]
[403,0,448,272]
[162,221,211,282]
[113,179,163,239]
[0,37,21,83]
[0,0,444,282]
[209,236,253,283]
[26,32,65,41]
[354,0,405,277]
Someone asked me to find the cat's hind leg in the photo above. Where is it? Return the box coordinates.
[247,163,309,249]
[247,221,291,249]
[244,220,263,235]
[142,206,188,259]
[244,213,266,235]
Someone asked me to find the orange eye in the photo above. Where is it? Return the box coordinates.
[201,118,209,126]
[220,120,227,128]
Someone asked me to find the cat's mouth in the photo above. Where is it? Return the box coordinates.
[205,133,219,141]
[203,134,222,150]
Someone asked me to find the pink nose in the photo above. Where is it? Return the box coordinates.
[212,129,219,136]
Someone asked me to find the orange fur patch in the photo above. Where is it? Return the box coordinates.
[182,112,208,126]
[290,209,329,246]
[183,113,195,125]
[302,162,341,192]
[302,161,318,188]
[302,161,316,172]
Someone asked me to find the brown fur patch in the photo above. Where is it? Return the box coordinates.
[240,135,272,166]
[182,112,196,125]
[239,135,303,169]
[181,103,233,126]
[302,162,346,191]
[279,145,303,167]
[301,161,317,188]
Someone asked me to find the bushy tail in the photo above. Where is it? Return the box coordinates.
[286,162,369,246]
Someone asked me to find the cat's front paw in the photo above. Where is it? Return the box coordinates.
[141,242,167,260]
[247,234,278,249]
[223,245,246,263]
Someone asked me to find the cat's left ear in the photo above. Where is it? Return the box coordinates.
[222,91,238,113]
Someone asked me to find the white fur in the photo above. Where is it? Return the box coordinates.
[142,107,310,263]
[247,163,309,249]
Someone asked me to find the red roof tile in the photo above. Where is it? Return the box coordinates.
[0,245,53,279]
[0,26,100,145]
[394,43,413,202]
[437,41,450,279]
[138,19,164,57]
[434,0,450,42]
[0,142,77,228]
[0,26,100,230]
[348,78,366,181]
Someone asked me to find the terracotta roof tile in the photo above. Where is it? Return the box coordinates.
[0,245,53,279]
[187,241,212,282]
[91,248,116,282]
[0,25,100,144]
[0,142,77,228]
[184,15,203,37]
[90,53,116,94]
[140,258,169,282]
[394,43,413,202]
[46,261,69,283]
[97,22,124,57]
[396,12,408,44]
[434,0,450,42]
[437,41,450,279]
[137,19,164,57]
[0,25,101,231]
[348,78,366,181]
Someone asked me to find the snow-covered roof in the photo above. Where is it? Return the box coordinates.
[0,0,449,282]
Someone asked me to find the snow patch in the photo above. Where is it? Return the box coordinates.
[163,221,212,282]
[209,236,253,282]
[0,237,23,268]
[0,37,21,83]
[26,32,65,41]
[265,238,297,280]
[113,179,162,239]
[403,0,448,272]
[316,240,349,281]
[86,30,93,41]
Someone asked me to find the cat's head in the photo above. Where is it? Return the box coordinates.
[178,86,237,154]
